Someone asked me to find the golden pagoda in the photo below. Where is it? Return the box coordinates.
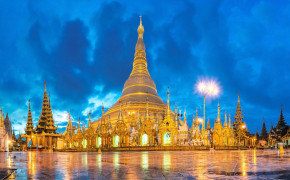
[212,104,235,147]
[93,17,171,128]
[158,89,177,146]
[54,17,251,151]
[212,104,223,146]
[23,82,60,151]
[62,111,77,149]
[75,117,84,149]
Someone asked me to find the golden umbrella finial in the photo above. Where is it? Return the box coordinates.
[139,15,142,24]
[137,15,144,39]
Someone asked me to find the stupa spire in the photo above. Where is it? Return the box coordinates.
[217,104,221,123]
[207,119,211,130]
[25,99,34,135]
[234,94,243,122]
[138,15,144,39]
[167,87,170,115]
[128,16,151,78]
[118,101,124,121]
[228,114,232,128]
[35,82,49,133]
[224,111,228,127]
[64,110,73,136]
[195,109,198,125]
[44,81,47,93]
[89,111,92,127]
[78,117,81,130]
[102,105,105,116]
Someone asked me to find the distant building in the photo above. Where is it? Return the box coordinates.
[0,109,11,151]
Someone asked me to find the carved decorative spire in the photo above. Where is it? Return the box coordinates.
[137,110,142,128]
[102,105,105,116]
[64,110,73,136]
[77,117,82,132]
[234,94,243,122]
[35,82,49,133]
[195,109,199,125]
[207,119,211,130]
[167,87,170,115]
[118,101,124,121]
[44,81,47,93]
[228,114,232,128]
[89,111,92,127]
[137,15,144,39]
[127,16,150,79]
[25,99,34,135]
[217,104,221,123]
[224,111,228,127]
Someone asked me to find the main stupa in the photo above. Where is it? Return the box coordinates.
[94,17,172,126]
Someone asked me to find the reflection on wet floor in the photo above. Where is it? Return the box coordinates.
[0,149,290,179]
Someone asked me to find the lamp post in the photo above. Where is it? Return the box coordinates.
[196,79,220,130]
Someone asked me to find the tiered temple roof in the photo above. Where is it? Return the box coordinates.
[35,82,58,134]
[24,100,34,135]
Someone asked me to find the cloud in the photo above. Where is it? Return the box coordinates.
[0,0,290,134]
[82,92,120,116]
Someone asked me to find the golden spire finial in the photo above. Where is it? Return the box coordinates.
[217,103,220,122]
[167,87,170,114]
[137,15,144,39]
[238,93,240,104]
[29,99,31,111]
[44,81,47,92]
[89,111,92,126]
[224,111,227,126]
[139,15,142,24]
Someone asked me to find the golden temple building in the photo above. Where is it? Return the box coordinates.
[23,82,60,151]
[212,104,235,146]
[23,17,257,151]
[232,95,256,147]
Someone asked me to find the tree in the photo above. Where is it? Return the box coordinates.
[256,128,259,139]
[260,118,268,140]
[276,104,288,136]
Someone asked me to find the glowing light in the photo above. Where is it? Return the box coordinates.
[142,134,148,146]
[242,125,246,129]
[114,136,119,147]
[195,77,221,98]
[197,117,203,124]
[142,152,148,169]
[163,133,171,145]
[97,137,101,148]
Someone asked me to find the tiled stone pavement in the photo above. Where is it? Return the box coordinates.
[0,149,290,179]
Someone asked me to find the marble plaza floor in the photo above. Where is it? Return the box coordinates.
[0,149,290,179]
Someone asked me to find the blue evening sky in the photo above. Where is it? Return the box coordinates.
[0,0,289,134]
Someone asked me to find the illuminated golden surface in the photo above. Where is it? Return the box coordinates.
[1,150,290,179]
[95,17,169,126]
